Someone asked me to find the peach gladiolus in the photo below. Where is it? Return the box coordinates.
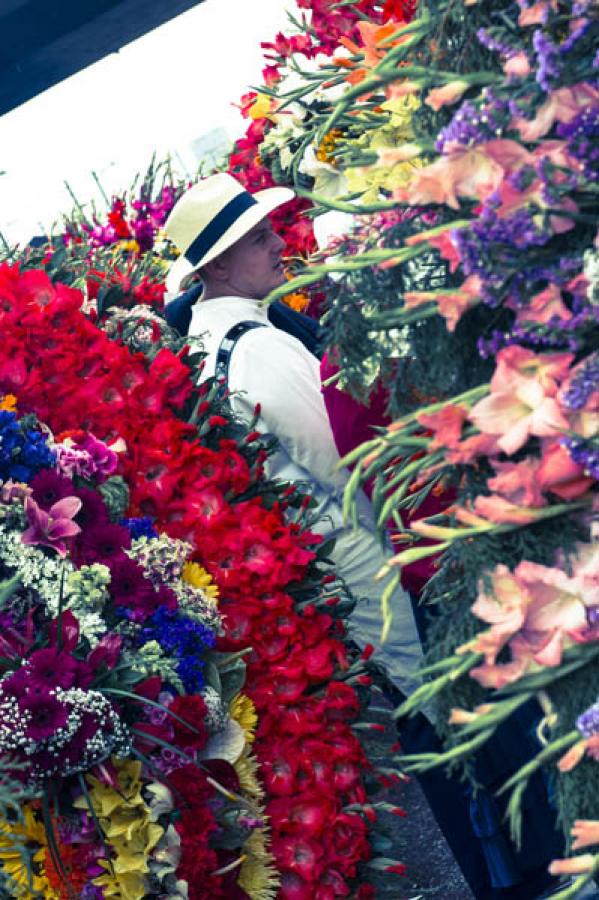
[405,230,462,273]
[425,80,470,112]
[503,52,531,77]
[516,284,572,326]
[446,432,500,465]
[518,0,558,25]
[471,495,544,525]
[393,146,505,209]
[537,440,594,500]
[513,83,599,142]
[548,855,595,877]
[487,458,545,507]
[405,275,483,331]
[572,820,599,852]
[559,736,599,772]
[417,405,468,449]
[468,553,595,687]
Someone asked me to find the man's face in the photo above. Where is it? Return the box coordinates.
[218,217,286,300]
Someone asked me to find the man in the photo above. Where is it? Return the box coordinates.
[164,172,424,699]
[164,174,568,900]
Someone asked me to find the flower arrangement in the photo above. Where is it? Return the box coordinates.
[0,402,269,899]
[0,262,406,899]
[237,0,599,894]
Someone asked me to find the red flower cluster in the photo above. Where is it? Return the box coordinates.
[0,263,380,898]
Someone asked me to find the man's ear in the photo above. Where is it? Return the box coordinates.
[203,254,229,283]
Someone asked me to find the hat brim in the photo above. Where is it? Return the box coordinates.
[165,186,294,295]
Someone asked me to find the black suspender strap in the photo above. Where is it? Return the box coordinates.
[214,320,266,399]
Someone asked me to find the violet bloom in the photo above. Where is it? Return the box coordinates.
[21,495,82,557]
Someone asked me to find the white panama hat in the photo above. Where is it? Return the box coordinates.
[164,173,294,295]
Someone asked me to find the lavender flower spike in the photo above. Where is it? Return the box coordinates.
[21,495,82,556]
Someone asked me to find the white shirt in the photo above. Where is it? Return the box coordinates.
[189,296,374,534]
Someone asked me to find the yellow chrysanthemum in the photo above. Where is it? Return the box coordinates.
[182,561,219,602]
[0,804,59,899]
[230,693,258,743]
[239,831,279,900]
[0,394,17,412]
[234,747,264,799]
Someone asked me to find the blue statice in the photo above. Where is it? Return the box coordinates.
[140,607,216,694]
[120,516,158,540]
[0,411,56,483]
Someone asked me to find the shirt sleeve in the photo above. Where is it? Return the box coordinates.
[228,326,349,497]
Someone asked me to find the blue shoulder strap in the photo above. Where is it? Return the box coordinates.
[215,320,266,398]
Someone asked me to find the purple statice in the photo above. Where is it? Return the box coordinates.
[532,30,561,91]
[577,698,599,737]
[436,92,510,153]
[452,201,553,306]
[561,352,599,410]
[477,27,518,58]
[562,435,599,479]
[557,104,599,181]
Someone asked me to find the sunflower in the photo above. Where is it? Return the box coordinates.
[182,561,219,602]
[229,693,258,743]
[0,804,59,899]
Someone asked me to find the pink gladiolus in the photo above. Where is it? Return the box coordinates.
[425,80,471,112]
[468,347,573,455]
[21,495,81,557]
[468,551,596,688]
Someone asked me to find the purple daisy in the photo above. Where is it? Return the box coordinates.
[27,648,79,690]
[30,470,73,510]
[74,521,131,565]
[22,691,69,741]
[108,553,173,622]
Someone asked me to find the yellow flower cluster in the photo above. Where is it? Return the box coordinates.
[315,129,344,166]
[344,95,424,202]
[74,759,164,900]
